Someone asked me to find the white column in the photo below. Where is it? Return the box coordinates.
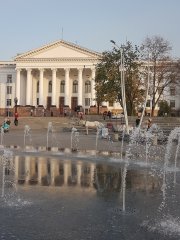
[26,68,32,106]
[64,68,70,106]
[15,68,21,104]
[78,68,83,106]
[64,162,68,186]
[90,163,95,187]
[77,163,82,187]
[51,68,57,106]
[39,68,44,106]
[37,159,42,185]
[91,68,96,106]
[25,156,31,184]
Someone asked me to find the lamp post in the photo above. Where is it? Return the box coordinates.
[138,53,151,128]
[14,97,18,114]
[110,40,129,131]
[84,65,86,115]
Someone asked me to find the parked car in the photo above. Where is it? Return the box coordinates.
[112,114,124,119]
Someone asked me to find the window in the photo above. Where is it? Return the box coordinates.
[37,98,39,106]
[146,100,151,107]
[73,80,78,93]
[85,98,90,106]
[85,81,91,93]
[170,100,175,108]
[37,81,39,93]
[7,99,11,106]
[7,75,12,83]
[60,80,65,93]
[109,101,113,107]
[48,81,52,93]
[7,86,12,94]
[170,88,175,95]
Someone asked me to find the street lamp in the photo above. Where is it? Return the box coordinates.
[14,97,18,114]
[138,53,151,128]
[110,40,129,131]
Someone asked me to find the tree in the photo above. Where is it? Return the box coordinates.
[140,35,180,116]
[95,41,145,116]
[158,101,172,117]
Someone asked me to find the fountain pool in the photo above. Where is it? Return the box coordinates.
[0,144,180,240]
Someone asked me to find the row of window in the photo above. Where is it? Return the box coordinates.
[157,87,175,95]
[6,98,114,107]
[37,80,91,93]
[5,75,177,95]
[146,100,176,108]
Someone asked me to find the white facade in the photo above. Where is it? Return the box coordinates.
[1,39,179,115]
[0,40,121,112]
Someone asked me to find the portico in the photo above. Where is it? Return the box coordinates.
[14,40,100,114]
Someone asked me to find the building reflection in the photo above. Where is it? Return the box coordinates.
[1,155,162,193]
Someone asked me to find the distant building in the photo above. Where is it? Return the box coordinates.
[0,40,121,116]
[0,39,179,117]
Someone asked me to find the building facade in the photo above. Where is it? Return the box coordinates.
[0,40,121,117]
[0,39,179,117]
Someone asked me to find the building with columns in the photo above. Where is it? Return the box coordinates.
[0,39,122,117]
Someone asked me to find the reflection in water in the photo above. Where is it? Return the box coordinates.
[1,153,178,239]
[0,155,162,193]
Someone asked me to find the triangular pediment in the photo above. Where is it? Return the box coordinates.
[13,40,101,60]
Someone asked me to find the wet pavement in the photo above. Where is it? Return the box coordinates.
[0,148,180,239]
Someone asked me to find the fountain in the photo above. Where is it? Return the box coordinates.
[0,120,180,239]
[24,125,32,147]
[0,125,4,146]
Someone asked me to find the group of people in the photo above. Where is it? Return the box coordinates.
[2,113,19,131]
[103,111,112,120]
[136,116,152,130]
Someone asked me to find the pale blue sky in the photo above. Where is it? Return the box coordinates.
[0,0,179,60]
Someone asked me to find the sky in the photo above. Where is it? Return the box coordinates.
[0,0,180,61]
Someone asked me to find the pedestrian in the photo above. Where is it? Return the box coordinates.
[136,116,140,127]
[14,113,18,126]
[64,109,66,117]
[6,118,11,126]
[80,112,83,120]
[103,111,107,120]
[30,109,33,117]
[44,106,46,117]
[41,109,44,117]
[59,108,62,116]
[34,108,37,117]
[107,111,111,119]
[147,118,152,130]
[74,107,77,117]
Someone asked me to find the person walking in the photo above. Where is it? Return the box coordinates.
[147,118,152,130]
[80,112,83,120]
[136,116,140,127]
[64,109,66,117]
[59,108,62,117]
[30,109,33,117]
[41,109,44,117]
[34,108,37,117]
[14,113,18,126]
[6,118,11,126]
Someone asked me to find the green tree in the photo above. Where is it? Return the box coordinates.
[158,101,172,117]
[95,41,145,116]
